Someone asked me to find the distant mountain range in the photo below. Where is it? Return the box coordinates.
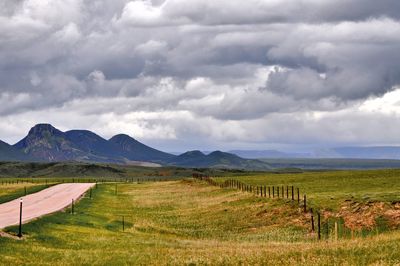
[4,124,400,170]
[0,124,271,170]
[229,150,311,159]
[229,147,400,160]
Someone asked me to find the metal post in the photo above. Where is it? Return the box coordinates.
[18,198,23,238]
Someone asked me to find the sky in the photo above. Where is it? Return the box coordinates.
[1,0,400,152]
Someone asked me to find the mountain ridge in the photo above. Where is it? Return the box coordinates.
[3,124,269,170]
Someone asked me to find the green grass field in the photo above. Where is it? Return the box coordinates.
[1,178,400,265]
[217,169,400,210]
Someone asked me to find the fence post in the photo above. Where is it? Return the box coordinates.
[310,208,315,232]
[304,195,307,213]
[272,186,275,198]
[318,212,321,240]
[268,187,271,198]
[291,186,294,201]
[297,188,300,203]
[286,186,289,199]
[335,221,338,241]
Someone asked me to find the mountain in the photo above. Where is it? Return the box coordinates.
[168,150,271,170]
[0,140,34,162]
[168,150,207,166]
[13,124,172,164]
[229,150,311,159]
[13,124,86,162]
[230,147,400,160]
[109,134,175,163]
[314,146,400,159]
[8,123,270,169]
[65,130,126,162]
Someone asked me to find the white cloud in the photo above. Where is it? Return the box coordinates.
[117,0,164,26]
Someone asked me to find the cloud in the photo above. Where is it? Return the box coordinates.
[1,0,400,150]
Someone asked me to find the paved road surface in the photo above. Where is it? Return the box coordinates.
[0,183,94,229]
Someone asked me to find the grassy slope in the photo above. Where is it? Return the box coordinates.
[218,169,400,210]
[0,161,194,179]
[0,181,399,265]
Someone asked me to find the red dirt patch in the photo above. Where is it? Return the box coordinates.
[336,201,400,231]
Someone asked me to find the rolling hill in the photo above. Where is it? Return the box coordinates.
[168,150,271,170]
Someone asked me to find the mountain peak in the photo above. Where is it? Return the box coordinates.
[109,134,136,141]
[179,150,205,157]
[28,124,63,136]
[109,134,175,162]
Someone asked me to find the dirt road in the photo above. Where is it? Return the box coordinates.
[0,183,94,229]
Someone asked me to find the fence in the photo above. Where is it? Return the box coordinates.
[192,173,355,241]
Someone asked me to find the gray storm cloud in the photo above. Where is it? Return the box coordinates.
[1,0,400,150]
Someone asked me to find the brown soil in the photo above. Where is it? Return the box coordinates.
[333,201,400,231]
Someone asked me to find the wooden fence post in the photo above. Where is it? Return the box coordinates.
[297,188,300,203]
[291,186,294,201]
[318,212,321,240]
[335,221,338,241]
[310,208,315,232]
[304,195,307,213]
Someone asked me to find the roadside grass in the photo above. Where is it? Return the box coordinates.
[0,183,51,204]
[216,169,400,210]
[0,180,399,265]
